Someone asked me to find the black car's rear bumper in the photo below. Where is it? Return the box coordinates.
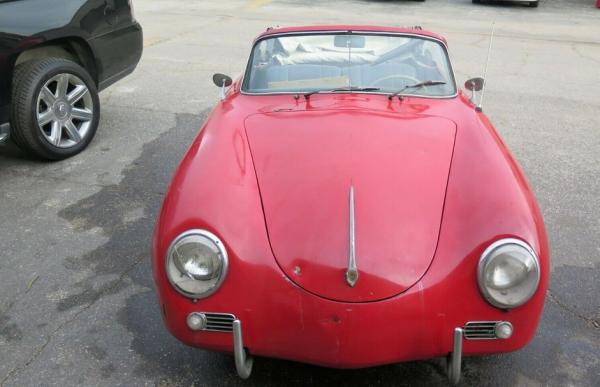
[92,21,143,92]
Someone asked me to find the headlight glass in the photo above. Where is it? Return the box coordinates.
[478,238,540,309]
[166,230,228,298]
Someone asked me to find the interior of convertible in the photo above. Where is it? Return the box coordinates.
[243,33,456,96]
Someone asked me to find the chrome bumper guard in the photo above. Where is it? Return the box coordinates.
[447,321,513,384]
[232,322,464,383]
[232,319,254,379]
[187,313,254,378]
[447,327,463,385]
[190,314,477,383]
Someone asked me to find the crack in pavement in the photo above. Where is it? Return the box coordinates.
[0,254,147,387]
[101,104,198,117]
[1,167,108,190]
[547,289,600,330]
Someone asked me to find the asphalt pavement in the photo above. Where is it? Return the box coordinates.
[1,0,599,386]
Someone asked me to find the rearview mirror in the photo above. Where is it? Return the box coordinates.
[464,77,484,92]
[213,73,233,88]
[334,35,366,49]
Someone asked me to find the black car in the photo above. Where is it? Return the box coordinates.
[0,0,142,160]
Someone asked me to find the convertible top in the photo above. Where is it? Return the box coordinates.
[255,25,448,46]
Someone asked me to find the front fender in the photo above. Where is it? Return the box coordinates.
[151,92,277,324]
[422,103,550,351]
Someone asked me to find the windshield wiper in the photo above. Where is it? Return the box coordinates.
[387,80,447,100]
[302,86,380,99]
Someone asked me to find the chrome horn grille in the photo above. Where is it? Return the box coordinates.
[203,312,236,332]
[463,321,513,340]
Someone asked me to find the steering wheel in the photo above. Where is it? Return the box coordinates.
[370,74,420,89]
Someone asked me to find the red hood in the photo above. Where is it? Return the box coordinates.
[245,109,456,302]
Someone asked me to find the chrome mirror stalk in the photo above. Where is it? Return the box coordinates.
[212,73,233,101]
[220,80,227,101]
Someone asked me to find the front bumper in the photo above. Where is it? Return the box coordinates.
[157,265,541,370]
[93,22,143,92]
[179,311,513,385]
[154,221,546,383]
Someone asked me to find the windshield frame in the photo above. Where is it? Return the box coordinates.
[240,30,458,99]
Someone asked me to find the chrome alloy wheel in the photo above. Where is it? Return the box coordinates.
[36,73,94,148]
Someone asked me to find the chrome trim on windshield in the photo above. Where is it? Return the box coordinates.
[241,90,458,99]
[240,30,458,100]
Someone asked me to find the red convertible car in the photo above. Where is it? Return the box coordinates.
[152,25,549,385]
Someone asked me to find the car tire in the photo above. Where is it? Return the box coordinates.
[10,57,100,160]
[472,0,481,3]
[528,1,539,7]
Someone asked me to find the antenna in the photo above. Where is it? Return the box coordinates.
[477,22,495,112]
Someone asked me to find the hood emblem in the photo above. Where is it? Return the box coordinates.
[345,186,359,287]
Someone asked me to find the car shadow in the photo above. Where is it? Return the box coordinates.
[358,0,538,8]
[0,140,30,161]
[471,0,536,8]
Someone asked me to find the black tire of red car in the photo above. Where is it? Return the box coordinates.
[529,1,539,7]
[10,58,100,161]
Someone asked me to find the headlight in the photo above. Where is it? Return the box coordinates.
[166,230,228,298]
[478,238,540,309]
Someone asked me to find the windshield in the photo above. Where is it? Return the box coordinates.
[242,33,456,97]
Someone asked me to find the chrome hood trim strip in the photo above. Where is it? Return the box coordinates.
[345,185,359,287]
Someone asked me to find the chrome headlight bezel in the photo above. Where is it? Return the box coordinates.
[165,229,228,299]
[477,238,541,309]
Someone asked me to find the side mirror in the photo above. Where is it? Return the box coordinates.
[213,73,233,101]
[213,73,233,88]
[464,77,485,108]
[464,77,484,92]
